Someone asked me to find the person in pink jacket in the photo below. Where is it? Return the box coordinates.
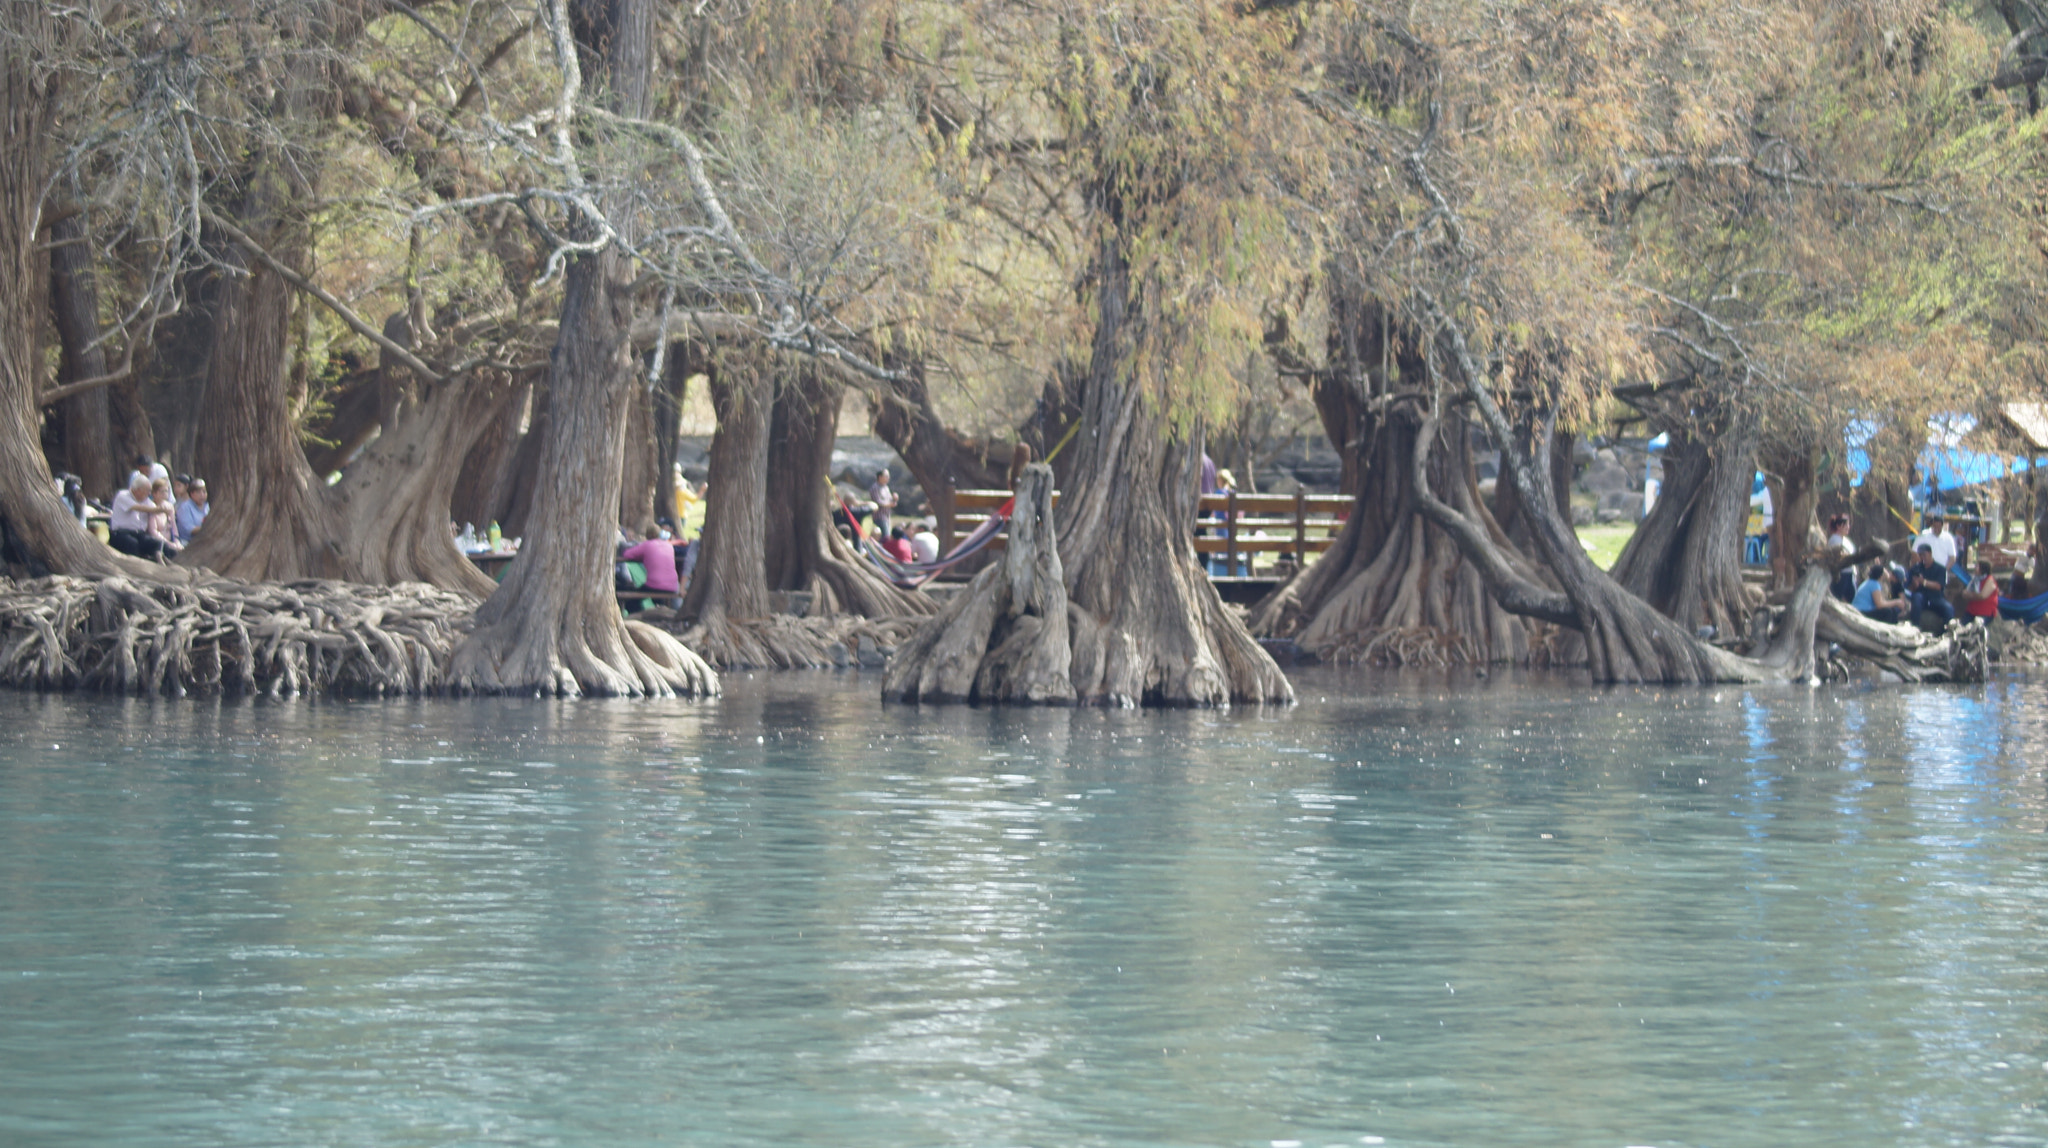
[620,524,678,593]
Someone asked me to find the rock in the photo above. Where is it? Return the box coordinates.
[1571,503,1595,526]
[857,634,887,668]
[1596,506,1626,524]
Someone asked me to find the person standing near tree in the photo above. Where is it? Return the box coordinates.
[1915,513,1958,582]
[868,469,898,535]
[124,454,168,497]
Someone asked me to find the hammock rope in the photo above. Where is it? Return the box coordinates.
[835,484,1014,589]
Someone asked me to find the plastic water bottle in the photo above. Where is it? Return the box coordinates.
[487,521,502,550]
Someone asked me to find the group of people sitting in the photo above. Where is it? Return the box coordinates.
[1839,511,2036,629]
[57,454,210,561]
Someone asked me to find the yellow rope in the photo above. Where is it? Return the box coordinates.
[1041,419,1082,466]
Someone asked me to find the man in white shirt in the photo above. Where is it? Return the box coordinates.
[108,474,170,559]
[124,453,168,494]
[910,518,940,564]
[1914,513,1957,577]
[868,469,898,535]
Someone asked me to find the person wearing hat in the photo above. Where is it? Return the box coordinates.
[174,478,209,544]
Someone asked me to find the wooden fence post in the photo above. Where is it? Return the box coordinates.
[1293,490,1306,567]
[1225,489,1238,577]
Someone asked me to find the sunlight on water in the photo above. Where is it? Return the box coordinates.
[2,670,2046,1147]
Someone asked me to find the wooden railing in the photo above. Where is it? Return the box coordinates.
[949,488,1351,574]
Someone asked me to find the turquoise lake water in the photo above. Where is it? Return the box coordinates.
[2,669,2045,1147]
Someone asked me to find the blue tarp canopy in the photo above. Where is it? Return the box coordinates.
[1844,413,2037,495]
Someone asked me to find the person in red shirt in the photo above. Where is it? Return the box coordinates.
[884,526,916,564]
[1963,558,2001,622]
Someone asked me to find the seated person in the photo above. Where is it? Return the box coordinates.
[619,523,679,595]
[107,474,170,560]
[910,518,941,564]
[1905,544,1954,625]
[174,478,209,543]
[1853,563,1908,624]
[883,526,916,564]
[1963,559,2001,622]
[146,477,183,555]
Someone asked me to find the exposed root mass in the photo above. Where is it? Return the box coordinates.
[0,574,477,696]
[671,611,926,670]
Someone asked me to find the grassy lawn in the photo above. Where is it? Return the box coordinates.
[1576,522,1637,570]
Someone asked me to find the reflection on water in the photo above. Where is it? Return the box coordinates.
[2,671,2047,1147]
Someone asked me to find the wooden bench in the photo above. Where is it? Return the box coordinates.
[948,488,1350,576]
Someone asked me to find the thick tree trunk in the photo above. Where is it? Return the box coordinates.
[675,351,775,663]
[497,384,550,538]
[446,0,713,697]
[886,221,1291,707]
[765,366,934,619]
[326,377,502,597]
[1765,443,1820,595]
[0,15,134,579]
[1608,409,1756,636]
[46,214,115,499]
[883,464,1073,702]
[447,245,713,694]
[449,378,532,531]
[179,218,347,581]
[1251,297,1544,665]
[1249,404,1539,665]
[619,377,661,531]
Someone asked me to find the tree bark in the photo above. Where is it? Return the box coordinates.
[1608,407,1756,636]
[883,464,1073,702]
[1251,299,1545,665]
[0,10,135,579]
[45,214,115,499]
[886,212,1291,707]
[675,349,773,657]
[179,212,349,581]
[765,365,935,618]
[1765,442,1820,595]
[618,375,661,531]
[449,378,532,531]
[446,0,714,697]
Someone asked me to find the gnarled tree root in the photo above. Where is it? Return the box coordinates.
[674,612,926,671]
[0,573,478,696]
[1816,598,1987,683]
